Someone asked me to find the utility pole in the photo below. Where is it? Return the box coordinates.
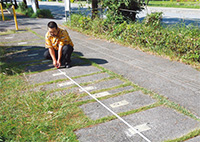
[65,0,71,22]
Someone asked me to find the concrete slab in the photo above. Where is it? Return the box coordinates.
[80,86,134,101]
[60,64,101,78]
[34,73,110,91]
[79,91,156,120]
[6,49,45,63]
[28,69,67,84]
[0,32,41,43]
[75,107,200,142]
[186,136,200,142]
[2,39,44,46]
[5,46,44,52]
[28,65,101,84]
[26,63,53,72]
[31,27,47,37]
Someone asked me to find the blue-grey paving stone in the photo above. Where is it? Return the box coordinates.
[186,136,200,142]
[79,91,156,120]
[83,78,124,92]
[25,63,53,72]
[75,107,200,142]
[0,32,40,43]
[28,65,101,84]
[80,86,134,101]
[75,73,110,84]
[50,78,124,97]
[71,57,88,65]
[35,73,110,91]
[74,43,97,56]
[60,65,101,77]
[28,69,67,84]
[32,28,47,37]
[6,49,46,63]
[5,46,44,52]
[62,79,124,95]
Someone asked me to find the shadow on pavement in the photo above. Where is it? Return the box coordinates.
[0,45,52,74]
[73,51,108,66]
[0,46,108,73]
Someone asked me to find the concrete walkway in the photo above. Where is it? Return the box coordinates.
[1,14,200,141]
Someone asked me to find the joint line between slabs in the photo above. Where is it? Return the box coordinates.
[57,69,151,142]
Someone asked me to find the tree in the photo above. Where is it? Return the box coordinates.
[35,0,39,9]
[14,0,18,8]
[102,0,143,23]
[92,0,98,19]
[23,0,28,8]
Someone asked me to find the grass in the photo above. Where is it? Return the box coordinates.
[1,24,200,141]
[148,1,200,9]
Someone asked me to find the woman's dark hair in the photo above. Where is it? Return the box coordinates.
[47,21,58,29]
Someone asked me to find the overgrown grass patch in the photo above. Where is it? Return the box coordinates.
[148,1,200,9]
[0,74,89,141]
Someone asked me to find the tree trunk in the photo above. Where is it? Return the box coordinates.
[92,0,98,19]
[14,0,18,9]
[35,0,39,9]
[23,0,28,8]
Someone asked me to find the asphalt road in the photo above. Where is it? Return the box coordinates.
[34,1,200,26]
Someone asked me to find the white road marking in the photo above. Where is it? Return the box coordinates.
[57,69,151,142]
[28,53,38,57]
[5,37,13,39]
[52,72,65,76]
[125,123,151,137]
[110,100,129,108]
[58,81,74,87]
[93,91,110,98]
[18,42,27,45]
[79,86,96,92]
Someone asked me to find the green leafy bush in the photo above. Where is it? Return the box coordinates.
[35,9,53,18]
[145,12,163,28]
[18,2,27,12]
[6,3,13,9]
[101,0,143,24]
[16,2,53,18]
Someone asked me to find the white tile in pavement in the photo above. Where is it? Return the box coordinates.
[79,86,96,92]
[110,100,129,108]
[92,91,110,98]
[125,123,151,137]
[58,81,74,87]
[18,42,27,45]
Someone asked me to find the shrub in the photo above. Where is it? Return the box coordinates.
[35,9,53,18]
[145,12,163,28]
[16,2,53,19]
[101,0,143,24]
[6,3,13,9]
[18,2,27,12]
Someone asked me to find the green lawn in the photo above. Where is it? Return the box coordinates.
[148,1,200,9]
